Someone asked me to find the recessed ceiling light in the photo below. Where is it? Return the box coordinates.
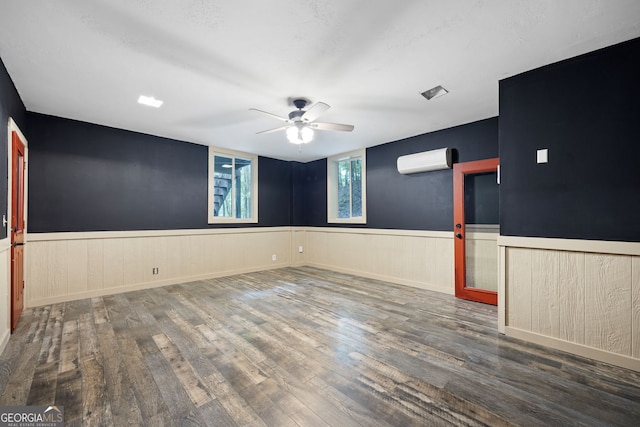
[138,95,163,108]
[421,85,448,100]
[221,164,232,168]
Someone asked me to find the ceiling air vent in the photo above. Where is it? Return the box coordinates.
[421,85,448,100]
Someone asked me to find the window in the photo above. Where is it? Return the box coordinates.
[328,149,366,223]
[208,147,258,223]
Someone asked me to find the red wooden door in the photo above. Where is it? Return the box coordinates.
[453,158,499,305]
[11,131,26,331]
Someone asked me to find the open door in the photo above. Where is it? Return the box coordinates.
[453,158,499,305]
[11,130,26,331]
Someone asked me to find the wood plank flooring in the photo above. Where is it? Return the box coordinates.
[1,267,639,426]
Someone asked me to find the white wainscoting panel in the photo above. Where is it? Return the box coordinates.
[557,251,585,344]
[25,227,455,307]
[506,247,532,331]
[26,228,293,307]
[290,229,306,267]
[0,241,10,356]
[304,228,454,294]
[584,253,632,356]
[500,236,640,371]
[531,249,559,337]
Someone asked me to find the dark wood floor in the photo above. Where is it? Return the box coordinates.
[1,267,639,426]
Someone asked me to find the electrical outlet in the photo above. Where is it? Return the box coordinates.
[152,267,159,275]
[272,254,277,261]
[298,246,304,253]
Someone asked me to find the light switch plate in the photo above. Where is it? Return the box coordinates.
[537,149,548,164]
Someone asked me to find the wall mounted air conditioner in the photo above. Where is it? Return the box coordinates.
[397,147,452,174]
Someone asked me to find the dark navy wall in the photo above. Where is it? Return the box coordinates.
[258,155,292,227]
[0,58,27,239]
[500,37,640,242]
[27,112,496,233]
[298,118,498,230]
[292,159,326,226]
[27,113,291,232]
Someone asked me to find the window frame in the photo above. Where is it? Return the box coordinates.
[207,146,258,224]
[327,148,367,224]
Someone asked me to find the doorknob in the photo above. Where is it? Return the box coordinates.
[455,223,461,229]
[455,233,463,239]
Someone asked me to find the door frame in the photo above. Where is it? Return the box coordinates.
[453,157,499,305]
[6,118,28,333]
[11,131,26,330]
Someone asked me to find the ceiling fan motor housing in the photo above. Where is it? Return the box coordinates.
[292,98,308,109]
[289,99,308,122]
[288,110,304,121]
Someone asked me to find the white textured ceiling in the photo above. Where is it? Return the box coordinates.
[1,1,639,162]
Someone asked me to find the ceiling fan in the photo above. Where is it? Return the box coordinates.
[250,98,354,144]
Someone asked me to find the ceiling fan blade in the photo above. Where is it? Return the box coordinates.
[301,102,330,122]
[256,125,289,134]
[310,122,354,132]
[249,108,289,122]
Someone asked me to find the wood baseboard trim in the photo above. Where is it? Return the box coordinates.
[505,326,640,372]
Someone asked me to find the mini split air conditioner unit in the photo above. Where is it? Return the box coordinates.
[397,148,452,174]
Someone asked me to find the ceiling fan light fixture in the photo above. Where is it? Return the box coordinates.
[286,124,314,144]
[421,85,448,100]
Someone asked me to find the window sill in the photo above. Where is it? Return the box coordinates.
[328,217,367,225]
[208,218,259,224]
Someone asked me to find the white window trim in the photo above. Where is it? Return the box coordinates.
[208,146,258,224]
[327,148,367,224]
